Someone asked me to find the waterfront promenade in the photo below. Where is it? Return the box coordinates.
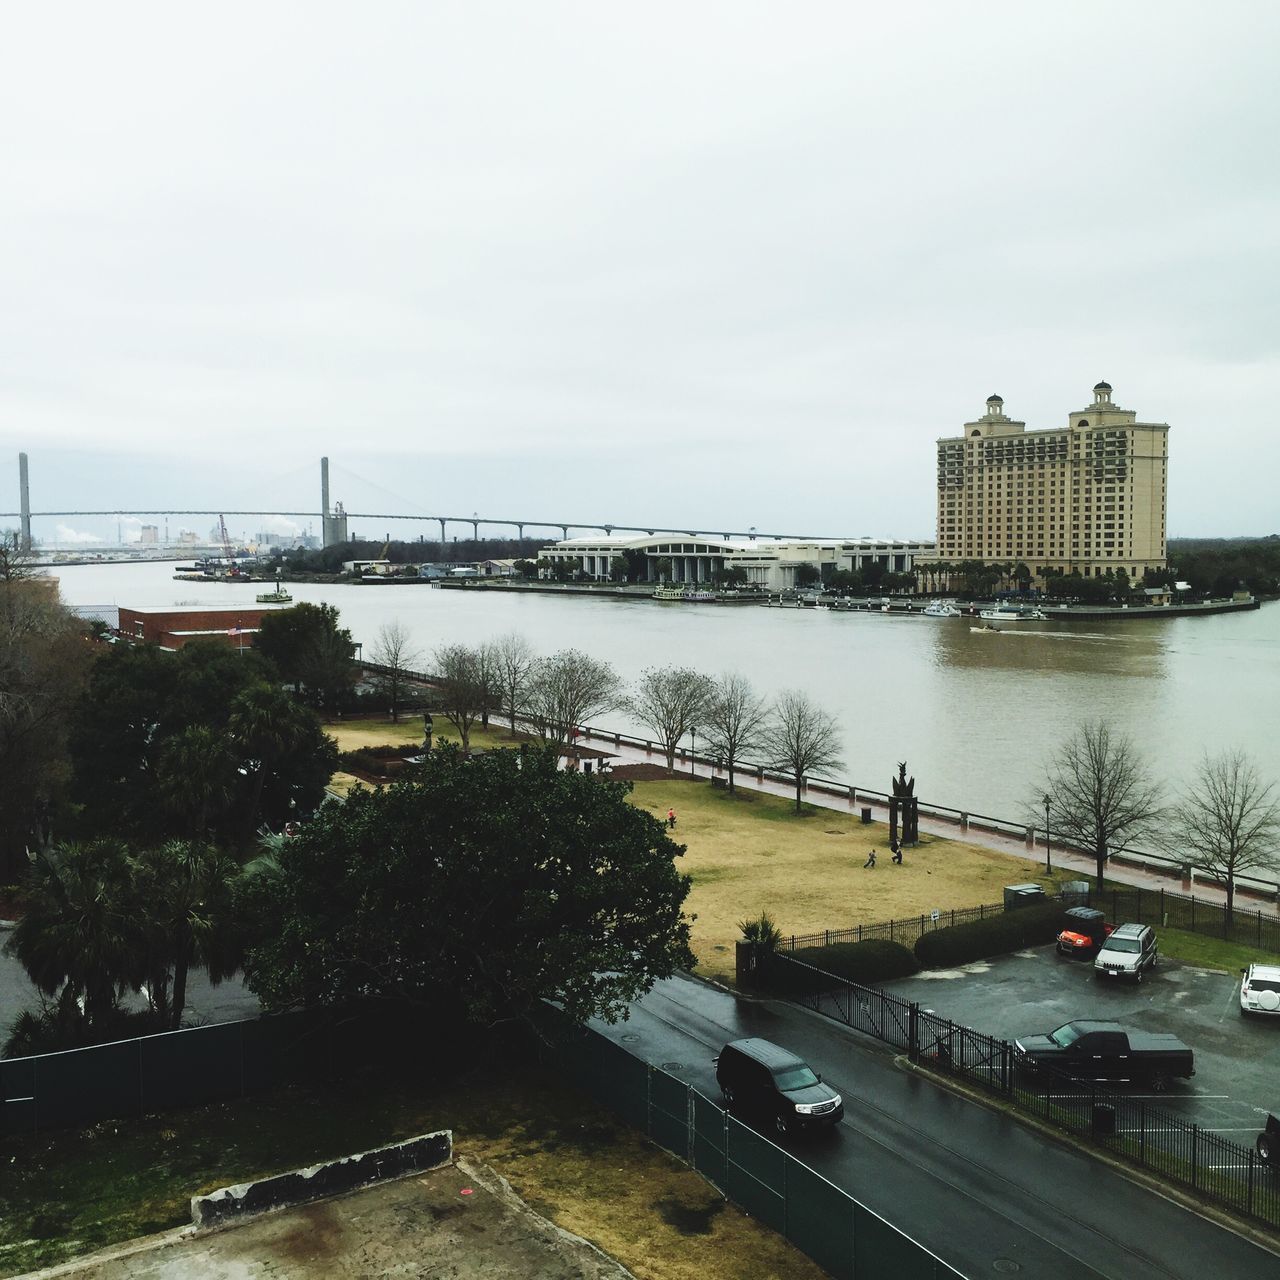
[575,728,1280,918]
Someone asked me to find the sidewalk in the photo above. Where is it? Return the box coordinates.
[578,730,1280,920]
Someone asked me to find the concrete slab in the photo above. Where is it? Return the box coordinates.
[24,1159,633,1280]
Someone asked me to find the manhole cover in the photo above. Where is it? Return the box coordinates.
[661,1062,684,1072]
[621,1033,641,1043]
[992,1261,1022,1275]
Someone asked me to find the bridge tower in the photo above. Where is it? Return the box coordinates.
[18,452,32,550]
[320,456,347,547]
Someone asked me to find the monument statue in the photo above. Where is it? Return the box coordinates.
[889,760,920,847]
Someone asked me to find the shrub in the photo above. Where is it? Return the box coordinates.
[338,748,414,779]
[914,902,1070,969]
[758,939,919,997]
[792,939,921,984]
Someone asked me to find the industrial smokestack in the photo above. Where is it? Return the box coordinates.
[321,456,330,517]
[18,452,31,550]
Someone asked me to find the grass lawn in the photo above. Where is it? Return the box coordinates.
[1156,928,1280,974]
[0,1066,823,1280]
[626,779,1059,984]
[326,714,535,754]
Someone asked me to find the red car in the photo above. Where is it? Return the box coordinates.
[1056,906,1114,957]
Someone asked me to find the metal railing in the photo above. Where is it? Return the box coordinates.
[762,951,1280,1229]
[780,884,1280,958]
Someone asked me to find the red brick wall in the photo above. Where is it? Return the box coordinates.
[118,606,268,647]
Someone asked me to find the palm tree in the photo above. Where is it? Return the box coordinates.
[130,840,243,1029]
[3,842,138,1035]
[155,725,238,840]
[229,684,311,836]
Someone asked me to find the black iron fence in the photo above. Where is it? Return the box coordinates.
[781,883,1280,958]
[765,952,1280,1230]
[536,1013,962,1280]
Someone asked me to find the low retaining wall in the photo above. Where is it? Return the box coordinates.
[191,1129,453,1228]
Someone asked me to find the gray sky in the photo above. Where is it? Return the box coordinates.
[3,1,1278,546]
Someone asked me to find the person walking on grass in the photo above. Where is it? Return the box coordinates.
[864,849,876,869]
[667,807,677,829]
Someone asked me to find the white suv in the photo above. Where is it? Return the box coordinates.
[1240,963,1280,1016]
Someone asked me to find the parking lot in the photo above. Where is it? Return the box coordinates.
[881,945,1280,1141]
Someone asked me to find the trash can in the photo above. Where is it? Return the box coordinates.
[861,807,873,824]
[1003,883,1046,911]
[1091,1104,1116,1138]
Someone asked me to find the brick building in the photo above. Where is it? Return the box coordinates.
[117,605,270,652]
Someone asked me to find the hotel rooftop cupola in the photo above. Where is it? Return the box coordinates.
[1093,381,1113,406]
[984,394,1006,419]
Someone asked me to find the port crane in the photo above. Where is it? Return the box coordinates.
[218,515,242,577]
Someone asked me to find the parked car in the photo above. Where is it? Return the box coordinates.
[1013,1020,1194,1088]
[715,1038,844,1137]
[1056,906,1114,958]
[1093,922,1158,983]
[1258,1114,1279,1166]
[1239,962,1280,1016]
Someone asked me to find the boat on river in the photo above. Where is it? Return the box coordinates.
[923,601,962,618]
[978,605,1047,623]
[653,586,718,603]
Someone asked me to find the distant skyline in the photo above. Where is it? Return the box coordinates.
[4,3,1279,546]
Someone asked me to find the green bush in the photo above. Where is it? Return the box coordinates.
[914,902,1070,969]
[760,939,919,996]
[338,748,413,779]
[793,939,921,983]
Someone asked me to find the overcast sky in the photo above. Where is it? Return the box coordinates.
[2,2,1278,546]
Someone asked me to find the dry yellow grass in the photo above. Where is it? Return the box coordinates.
[464,1087,827,1280]
[326,715,533,754]
[628,779,1055,983]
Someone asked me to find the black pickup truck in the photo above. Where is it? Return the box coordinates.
[1013,1020,1195,1088]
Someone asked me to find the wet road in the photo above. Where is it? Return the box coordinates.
[594,974,1279,1280]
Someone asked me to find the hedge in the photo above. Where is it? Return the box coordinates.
[914,902,1070,969]
[338,748,415,779]
[756,939,920,997]
[792,939,921,984]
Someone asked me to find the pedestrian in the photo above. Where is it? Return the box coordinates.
[667,807,677,829]
[863,849,876,869]
[891,840,903,865]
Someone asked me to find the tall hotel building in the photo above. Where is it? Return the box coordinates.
[935,383,1169,582]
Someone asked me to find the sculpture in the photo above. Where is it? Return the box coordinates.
[889,761,920,847]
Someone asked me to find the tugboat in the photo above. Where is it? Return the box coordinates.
[256,569,293,604]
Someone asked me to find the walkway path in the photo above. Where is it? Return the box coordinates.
[577,730,1280,919]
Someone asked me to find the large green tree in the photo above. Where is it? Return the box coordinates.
[71,640,334,845]
[241,746,695,1027]
[255,602,356,710]
[0,580,93,878]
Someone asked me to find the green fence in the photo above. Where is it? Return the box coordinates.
[0,1005,428,1137]
[539,1018,962,1280]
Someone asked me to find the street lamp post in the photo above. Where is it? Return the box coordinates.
[1043,793,1053,875]
[690,726,698,779]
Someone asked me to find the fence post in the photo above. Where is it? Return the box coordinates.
[1191,1126,1199,1190]
[1139,1098,1145,1166]
[1247,1148,1255,1217]
[1191,896,1196,933]
[908,1002,919,1062]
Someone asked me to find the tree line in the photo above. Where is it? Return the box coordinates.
[1039,722,1279,919]
[388,628,843,814]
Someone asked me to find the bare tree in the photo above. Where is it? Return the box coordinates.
[1164,750,1280,924]
[369,620,421,723]
[432,643,485,753]
[474,640,503,729]
[630,666,714,772]
[525,649,623,749]
[702,672,770,793]
[493,631,537,733]
[0,530,39,585]
[764,689,843,814]
[1041,720,1163,892]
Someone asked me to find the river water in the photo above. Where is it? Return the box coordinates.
[53,562,1280,822]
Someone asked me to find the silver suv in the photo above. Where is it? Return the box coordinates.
[1094,922,1158,983]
